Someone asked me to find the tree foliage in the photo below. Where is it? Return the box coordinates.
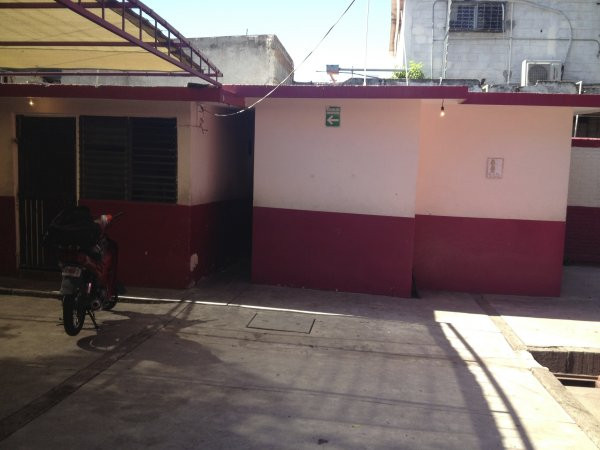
[392,61,425,80]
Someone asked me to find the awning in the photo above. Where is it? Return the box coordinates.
[0,0,222,85]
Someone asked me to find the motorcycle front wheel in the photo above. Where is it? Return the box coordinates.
[63,292,86,336]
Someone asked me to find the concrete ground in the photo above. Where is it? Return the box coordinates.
[0,265,599,449]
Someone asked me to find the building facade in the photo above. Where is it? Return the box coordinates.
[229,85,600,297]
[396,0,600,85]
[0,85,253,289]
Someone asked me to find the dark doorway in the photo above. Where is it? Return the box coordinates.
[17,116,76,270]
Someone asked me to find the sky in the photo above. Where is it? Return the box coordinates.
[142,0,400,83]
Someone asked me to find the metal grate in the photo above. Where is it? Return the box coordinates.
[80,116,177,203]
[80,116,129,200]
[527,64,550,85]
[450,2,505,32]
[131,118,178,203]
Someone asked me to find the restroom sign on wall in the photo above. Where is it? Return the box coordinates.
[487,158,504,178]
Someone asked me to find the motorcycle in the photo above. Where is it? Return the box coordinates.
[44,206,123,336]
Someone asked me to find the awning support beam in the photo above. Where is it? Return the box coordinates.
[0,71,201,77]
[2,0,222,85]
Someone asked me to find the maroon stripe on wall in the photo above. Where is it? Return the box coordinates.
[81,199,192,289]
[565,206,600,264]
[190,199,252,278]
[572,138,600,148]
[252,207,415,297]
[0,196,16,275]
[413,215,565,296]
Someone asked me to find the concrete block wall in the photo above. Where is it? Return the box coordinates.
[401,1,600,84]
[61,35,294,87]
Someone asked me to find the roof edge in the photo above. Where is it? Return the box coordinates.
[465,92,600,107]
[0,84,244,107]
[223,84,469,100]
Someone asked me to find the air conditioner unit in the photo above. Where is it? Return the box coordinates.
[521,60,562,86]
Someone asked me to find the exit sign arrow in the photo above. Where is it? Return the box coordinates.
[326,115,339,126]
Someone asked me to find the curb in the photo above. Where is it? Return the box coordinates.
[478,294,600,448]
[0,287,177,304]
[0,287,60,299]
[531,366,600,448]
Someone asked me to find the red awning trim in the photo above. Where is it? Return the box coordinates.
[0,83,245,107]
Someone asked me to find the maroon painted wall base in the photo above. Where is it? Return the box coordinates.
[82,199,250,289]
[565,206,600,264]
[252,207,415,297]
[414,215,566,296]
[190,199,252,278]
[0,196,17,275]
[82,199,192,288]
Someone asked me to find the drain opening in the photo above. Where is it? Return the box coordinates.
[530,349,600,388]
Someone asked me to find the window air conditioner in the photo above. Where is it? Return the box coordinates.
[521,60,563,86]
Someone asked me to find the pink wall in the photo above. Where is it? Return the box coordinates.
[252,99,421,297]
[251,98,575,297]
[416,103,572,221]
[253,99,421,217]
[414,103,572,295]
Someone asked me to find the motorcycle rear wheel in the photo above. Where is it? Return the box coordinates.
[63,293,86,336]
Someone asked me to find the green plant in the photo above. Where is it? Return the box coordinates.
[392,61,425,80]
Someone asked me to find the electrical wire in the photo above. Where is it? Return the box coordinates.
[212,0,358,118]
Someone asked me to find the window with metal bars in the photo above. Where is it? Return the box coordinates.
[574,115,600,138]
[80,116,177,203]
[449,2,505,32]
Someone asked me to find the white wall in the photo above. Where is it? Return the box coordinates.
[568,146,600,208]
[416,102,573,221]
[253,99,421,218]
[403,0,600,84]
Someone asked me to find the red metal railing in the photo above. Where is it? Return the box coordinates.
[0,0,222,85]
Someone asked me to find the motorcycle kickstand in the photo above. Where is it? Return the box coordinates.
[87,309,100,331]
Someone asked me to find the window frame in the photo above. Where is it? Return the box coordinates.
[449,1,506,33]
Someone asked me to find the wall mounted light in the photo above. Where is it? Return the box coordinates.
[440,99,445,117]
[28,98,34,107]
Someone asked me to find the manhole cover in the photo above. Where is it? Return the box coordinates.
[247,311,315,334]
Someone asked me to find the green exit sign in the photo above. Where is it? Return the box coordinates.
[326,106,341,127]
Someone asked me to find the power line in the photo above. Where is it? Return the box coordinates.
[211,0,358,118]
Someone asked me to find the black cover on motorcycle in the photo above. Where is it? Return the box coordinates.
[43,206,101,249]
